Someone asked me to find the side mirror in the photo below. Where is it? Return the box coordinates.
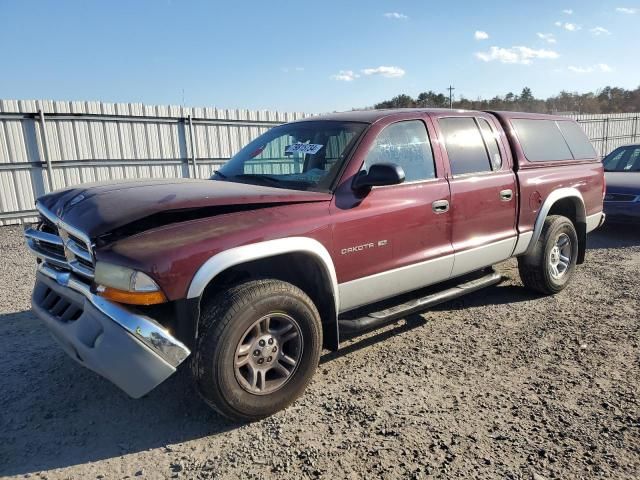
[352,163,405,191]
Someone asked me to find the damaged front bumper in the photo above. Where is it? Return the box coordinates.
[32,263,191,398]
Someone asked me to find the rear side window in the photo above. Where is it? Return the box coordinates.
[477,118,503,170]
[363,120,436,182]
[439,117,492,175]
[511,119,573,162]
[557,121,597,159]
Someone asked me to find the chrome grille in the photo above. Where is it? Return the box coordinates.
[31,230,66,259]
[24,203,95,279]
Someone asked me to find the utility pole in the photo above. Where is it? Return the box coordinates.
[447,85,455,109]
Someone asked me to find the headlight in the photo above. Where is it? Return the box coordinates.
[94,262,167,305]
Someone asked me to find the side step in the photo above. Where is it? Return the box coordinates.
[338,270,503,336]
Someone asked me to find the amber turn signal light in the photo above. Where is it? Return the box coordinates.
[96,286,167,305]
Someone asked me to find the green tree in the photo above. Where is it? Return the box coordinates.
[520,87,534,103]
[372,85,640,114]
[375,94,415,109]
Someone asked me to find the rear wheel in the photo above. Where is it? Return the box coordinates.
[518,215,579,295]
[192,279,322,421]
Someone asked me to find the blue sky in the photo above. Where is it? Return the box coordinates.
[1,0,638,112]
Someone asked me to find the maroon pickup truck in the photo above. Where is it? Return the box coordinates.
[25,109,605,420]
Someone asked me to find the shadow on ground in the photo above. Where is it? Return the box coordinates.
[0,277,545,475]
[0,309,240,477]
[588,222,639,250]
[3,222,632,476]
[323,314,428,365]
[2,285,534,476]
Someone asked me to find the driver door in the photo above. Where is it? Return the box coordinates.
[330,116,454,312]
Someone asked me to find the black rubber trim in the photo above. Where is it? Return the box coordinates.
[338,270,503,337]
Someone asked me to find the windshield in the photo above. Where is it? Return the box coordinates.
[603,146,640,172]
[213,120,367,191]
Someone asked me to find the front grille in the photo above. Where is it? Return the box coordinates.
[34,237,66,259]
[37,285,83,322]
[24,205,95,279]
[604,193,639,202]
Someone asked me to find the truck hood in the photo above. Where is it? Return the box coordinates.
[604,172,640,195]
[37,178,331,239]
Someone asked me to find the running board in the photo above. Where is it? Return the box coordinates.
[338,270,503,336]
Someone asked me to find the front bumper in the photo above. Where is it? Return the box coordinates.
[32,263,190,398]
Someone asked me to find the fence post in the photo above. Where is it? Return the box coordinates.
[177,117,191,178]
[187,115,198,178]
[21,115,48,204]
[603,117,610,155]
[633,115,639,143]
[37,109,55,192]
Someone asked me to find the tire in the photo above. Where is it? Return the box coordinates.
[192,279,322,421]
[518,215,579,295]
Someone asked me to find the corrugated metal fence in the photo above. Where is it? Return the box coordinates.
[1,99,639,225]
[0,99,308,224]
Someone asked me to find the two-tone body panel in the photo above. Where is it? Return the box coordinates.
[329,111,454,310]
[31,109,604,314]
[429,110,519,276]
[494,111,605,232]
[99,200,334,301]
[24,107,605,400]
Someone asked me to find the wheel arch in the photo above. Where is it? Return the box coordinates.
[525,187,587,263]
[186,237,340,351]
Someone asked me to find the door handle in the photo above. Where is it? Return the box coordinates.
[499,189,513,202]
[432,199,450,214]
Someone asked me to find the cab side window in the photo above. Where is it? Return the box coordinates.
[439,117,498,175]
[363,120,436,182]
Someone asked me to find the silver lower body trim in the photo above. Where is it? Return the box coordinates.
[338,237,516,312]
[514,211,604,257]
[339,255,454,312]
[33,264,191,398]
[586,211,605,233]
[450,237,516,277]
[512,231,534,256]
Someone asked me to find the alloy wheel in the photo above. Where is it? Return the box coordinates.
[549,233,572,280]
[234,313,303,395]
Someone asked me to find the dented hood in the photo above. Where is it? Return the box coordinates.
[37,178,331,239]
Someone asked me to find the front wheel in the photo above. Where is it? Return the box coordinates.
[518,215,579,295]
[192,279,322,421]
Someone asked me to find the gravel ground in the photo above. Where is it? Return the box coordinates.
[0,224,638,480]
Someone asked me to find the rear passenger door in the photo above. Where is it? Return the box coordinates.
[432,113,518,276]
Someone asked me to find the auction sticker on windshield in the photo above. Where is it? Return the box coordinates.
[285,143,324,155]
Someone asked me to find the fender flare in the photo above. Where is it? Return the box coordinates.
[523,187,586,255]
[186,237,340,315]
